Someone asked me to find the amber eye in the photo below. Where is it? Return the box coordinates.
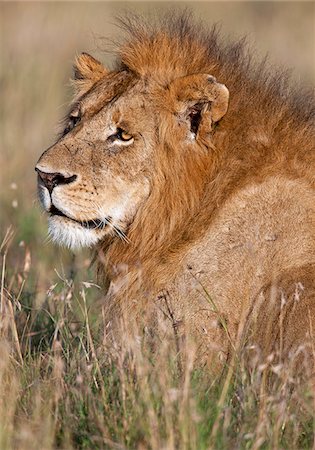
[115,128,133,142]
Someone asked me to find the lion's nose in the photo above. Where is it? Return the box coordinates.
[35,168,77,194]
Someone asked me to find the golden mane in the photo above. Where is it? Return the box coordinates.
[97,13,315,299]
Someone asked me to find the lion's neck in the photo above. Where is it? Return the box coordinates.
[98,144,224,294]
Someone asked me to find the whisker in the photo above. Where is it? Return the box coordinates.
[36,195,130,244]
[108,219,131,244]
[43,234,53,246]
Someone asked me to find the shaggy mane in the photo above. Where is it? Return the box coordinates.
[114,12,314,123]
[98,12,315,296]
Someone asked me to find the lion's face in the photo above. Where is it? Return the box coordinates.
[36,72,157,248]
[36,54,229,249]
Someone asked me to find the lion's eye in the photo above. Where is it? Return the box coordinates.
[114,128,133,142]
[63,110,81,136]
[69,111,81,129]
[107,127,134,147]
[70,114,81,127]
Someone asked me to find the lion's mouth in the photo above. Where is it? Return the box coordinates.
[50,205,106,230]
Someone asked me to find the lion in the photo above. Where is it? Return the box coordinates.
[36,14,315,373]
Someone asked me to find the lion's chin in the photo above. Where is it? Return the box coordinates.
[48,215,105,250]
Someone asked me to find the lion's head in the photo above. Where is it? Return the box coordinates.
[36,38,229,250]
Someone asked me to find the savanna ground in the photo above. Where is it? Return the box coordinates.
[1,2,315,449]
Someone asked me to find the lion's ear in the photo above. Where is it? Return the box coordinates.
[72,53,108,96]
[169,74,229,136]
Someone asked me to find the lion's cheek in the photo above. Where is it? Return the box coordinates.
[99,179,151,225]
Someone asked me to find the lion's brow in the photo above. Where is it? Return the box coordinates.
[81,71,136,118]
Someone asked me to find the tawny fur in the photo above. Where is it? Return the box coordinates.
[36,13,315,373]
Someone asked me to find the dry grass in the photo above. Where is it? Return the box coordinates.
[1,3,314,449]
[1,229,314,449]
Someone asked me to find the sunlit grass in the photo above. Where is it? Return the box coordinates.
[1,3,314,448]
[0,230,314,449]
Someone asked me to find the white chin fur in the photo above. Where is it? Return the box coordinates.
[48,216,102,250]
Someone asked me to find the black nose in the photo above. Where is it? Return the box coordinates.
[35,168,77,194]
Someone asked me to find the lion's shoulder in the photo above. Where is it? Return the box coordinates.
[179,176,315,299]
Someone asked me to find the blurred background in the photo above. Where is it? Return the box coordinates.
[1,1,314,290]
